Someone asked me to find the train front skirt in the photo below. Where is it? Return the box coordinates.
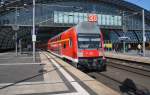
[78,57,107,71]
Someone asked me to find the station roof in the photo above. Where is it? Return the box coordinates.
[0,0,150,15]
[0,0,150,50]
[0,0,149,22]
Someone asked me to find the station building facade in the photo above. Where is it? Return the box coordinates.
[0,0,150,50]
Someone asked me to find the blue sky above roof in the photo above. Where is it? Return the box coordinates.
[125,0,150,10]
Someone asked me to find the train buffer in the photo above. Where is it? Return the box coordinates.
[0,51,119,95]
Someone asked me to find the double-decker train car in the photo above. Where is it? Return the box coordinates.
[48,22,106,71]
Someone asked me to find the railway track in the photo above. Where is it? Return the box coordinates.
[44,51,150,95]
[107,58,150,70]
[108,62,150,77]
[89,72,150,95]
[87,60,150,95]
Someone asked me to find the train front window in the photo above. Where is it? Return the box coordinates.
[78,34,101,49]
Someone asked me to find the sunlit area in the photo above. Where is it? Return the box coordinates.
[0,0,150,95]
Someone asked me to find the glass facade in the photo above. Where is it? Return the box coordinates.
[0,1,149,30]
[54,11,122,26]
[109,31,150,43]
[0,0,150,50]
[110,31,120,43]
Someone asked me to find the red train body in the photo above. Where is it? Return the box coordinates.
[48,22,106,71]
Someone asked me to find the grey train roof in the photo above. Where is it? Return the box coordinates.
[76,22,100,34]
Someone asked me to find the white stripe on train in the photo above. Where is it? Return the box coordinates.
[48,50,78,63]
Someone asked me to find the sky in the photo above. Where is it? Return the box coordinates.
[125,0,150,10]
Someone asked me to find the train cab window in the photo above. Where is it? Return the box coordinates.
[69,38,72,47]
[63,43,66,48]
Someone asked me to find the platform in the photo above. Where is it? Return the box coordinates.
[0,51,120,95]
[105,52,150,64]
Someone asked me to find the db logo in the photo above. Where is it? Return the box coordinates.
[88,14,97,22]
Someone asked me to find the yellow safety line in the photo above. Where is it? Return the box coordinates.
[48,39,69,45]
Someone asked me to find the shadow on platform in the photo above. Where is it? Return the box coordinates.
[0,68,57,90]
[120,78,150,95]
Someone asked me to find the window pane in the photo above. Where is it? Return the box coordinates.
[68,12,74,23]
[74,12,79,24]
[118,16,122,26]
[102,15,105,25]
[63,12,68,23]
[114,16,118,26]
[110,15,114,25]
[79,13,84,22]
[83,13,88,22]
[106,15,109,25]
[58,12,63,23]
[98,14,101,25]
[91,38,100,41]
[54,11,58,23]
[78,38,90,41]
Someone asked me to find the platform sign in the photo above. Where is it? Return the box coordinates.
[88,14,98,22]
[32,35,36,42]
[144,36,146,42]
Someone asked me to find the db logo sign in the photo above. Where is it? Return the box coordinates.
[88,14,97,22]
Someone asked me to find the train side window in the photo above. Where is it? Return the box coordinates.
[69,38,72,47]
[63,43,66,48]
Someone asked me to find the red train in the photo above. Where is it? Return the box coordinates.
[47,22,106,71]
